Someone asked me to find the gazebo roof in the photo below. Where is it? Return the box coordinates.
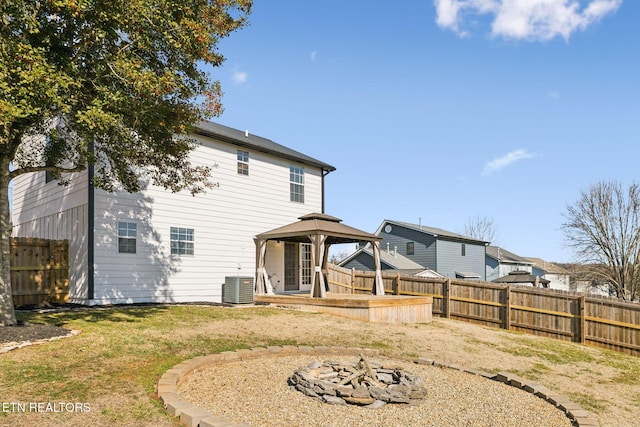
[256,213,381,245]
[492,270,550,286]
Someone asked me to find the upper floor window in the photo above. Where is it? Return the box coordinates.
[171,227,194,255]
[237,150,249,175]
[461,243,466,256]
[290,166,304,203]
[406,242,414,255]
[118,222,137,254]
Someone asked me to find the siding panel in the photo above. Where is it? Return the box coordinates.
[91,134,325,303]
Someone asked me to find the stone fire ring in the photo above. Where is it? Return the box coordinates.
[156,346,599,427]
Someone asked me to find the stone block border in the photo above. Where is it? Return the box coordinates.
[0,329,81,354]
[157,346,598,427]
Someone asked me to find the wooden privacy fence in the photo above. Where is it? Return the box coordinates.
[9,238,70,306]
[327,264,640,357]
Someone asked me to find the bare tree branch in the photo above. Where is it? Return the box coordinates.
[463,216,499,244]
[562,181,640,300]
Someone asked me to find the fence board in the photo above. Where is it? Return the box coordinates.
[9,238,69,306]
[328,264,640,357]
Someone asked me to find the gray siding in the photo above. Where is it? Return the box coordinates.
[342,253,375,271]
[486,257,500,282]
[380,224,436,269]
[342,253,397,271]
[436,239,486,280]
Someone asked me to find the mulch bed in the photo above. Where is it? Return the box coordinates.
[0,321,71,344]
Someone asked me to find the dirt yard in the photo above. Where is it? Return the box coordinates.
[177,305,638,426]
[0,304,637,426]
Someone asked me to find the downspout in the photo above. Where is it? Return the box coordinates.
[87,150,95,301]
[321,168,331,214]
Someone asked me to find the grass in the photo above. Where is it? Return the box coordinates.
[566,392,611,413]
[1,305,639,426]
[497,336,596,364]
[0,305,311,426]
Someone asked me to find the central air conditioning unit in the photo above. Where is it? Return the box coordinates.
[223,276,254,304]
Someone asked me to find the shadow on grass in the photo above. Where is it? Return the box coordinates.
[17,304,170,326]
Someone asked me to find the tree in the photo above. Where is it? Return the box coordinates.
[562,181,640,301]
[463,215,499,244]
[0,0,252,326]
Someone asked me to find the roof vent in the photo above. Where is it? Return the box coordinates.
[244,130,249,138]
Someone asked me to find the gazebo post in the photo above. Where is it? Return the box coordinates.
[322,241,330,293]
[309,234,327,298]
[372,240,385,295]
[254,238,273,295]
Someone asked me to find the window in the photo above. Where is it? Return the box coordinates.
[237,150,249,175]
[45,171,55,183]
[118,222,137,254]
[171,227,194,255]
[406,242,414,255]
[461,243,466,256]
[290,166,304,203]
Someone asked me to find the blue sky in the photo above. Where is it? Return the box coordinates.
[212,0,638,263]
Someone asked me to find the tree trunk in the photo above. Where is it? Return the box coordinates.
[0,156,17,326]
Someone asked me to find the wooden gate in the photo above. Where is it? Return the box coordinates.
[9,238,70,306]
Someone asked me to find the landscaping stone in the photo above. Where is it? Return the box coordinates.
[287,354,427,407]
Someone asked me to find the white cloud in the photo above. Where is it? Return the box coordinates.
[433,0,622,41]
[231,70,248,84]
[483,149,537,175]
[310,50,317,61]
[547,90,560,99]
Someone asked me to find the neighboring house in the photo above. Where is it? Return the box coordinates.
[340,220,487,280]
[11,121,335,305]
[339,246,443,278]
[486,245,534,282]
[557,263,614,297]
[526,257,572,291]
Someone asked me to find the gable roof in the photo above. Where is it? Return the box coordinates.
[338,247,443,277]
[195,121,336,172]
[377,220,489,244]
[340,247,425,270]
[486,246,533,265]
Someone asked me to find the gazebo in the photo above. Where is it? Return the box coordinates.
[493,270,550,288]
[254,213,384,297]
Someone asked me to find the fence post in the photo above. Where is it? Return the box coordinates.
[394,274,400,295]
[578,295,586,344]
[444,279,451,319]
[351,268,355,294]
[504,286,511,331]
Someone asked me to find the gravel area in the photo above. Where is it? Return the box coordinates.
[178,355,573,427]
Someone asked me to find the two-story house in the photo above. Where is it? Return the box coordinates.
[11,121,335,305]
[340,219,488,280]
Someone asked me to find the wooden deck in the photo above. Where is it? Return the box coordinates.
[254,293,433,323]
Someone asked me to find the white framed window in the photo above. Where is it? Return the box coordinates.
[290,165,304,203]
[237,150,249,175]
[118,222,137,254]
[170,227,194,255]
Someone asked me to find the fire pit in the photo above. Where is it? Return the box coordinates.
[288,354,427,408]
